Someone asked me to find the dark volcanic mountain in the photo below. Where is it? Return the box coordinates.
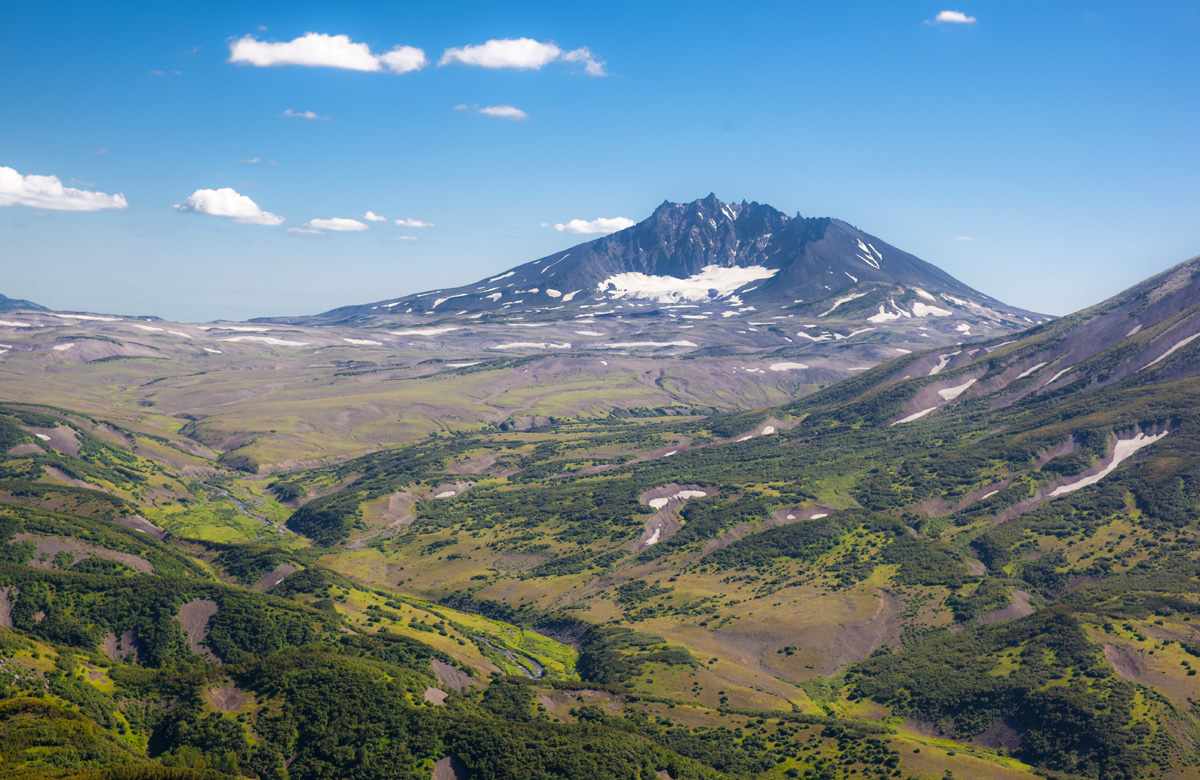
[304,194,1045,337]
[0,293,47,313]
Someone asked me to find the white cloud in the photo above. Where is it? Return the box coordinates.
[174,187,284,225]
[238,156,261,164]
[478,105,528,120]
[395,235,419,242]
[229,33,427,73]
[363,210,387,222]
[927,10,977,24]
[0,166,128,211]
[560,47,607,76]
[956,235,974,241]
[379,45,428,74]
[395,218,433,227]
[551,216,635,235]
[440,38,560,69]
[283,109,329,120]
[309,217,368,231]
[287,226,324,235]
[439,37,606,75]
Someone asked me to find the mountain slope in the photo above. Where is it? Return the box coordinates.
[289,195,1047,357]
[0,293,47,313]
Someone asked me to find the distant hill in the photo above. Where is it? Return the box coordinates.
[0,292,47,313]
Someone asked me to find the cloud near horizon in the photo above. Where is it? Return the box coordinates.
[229,32,427,74]
[547,216,635,235]
[927,10,977,24]
[0,166,128,211]
[283,109,328,120]
[453,103,527,120]
[174,188,283,225]
[439,38,606,76]
[309,217,369,232]
[395,218,433,227]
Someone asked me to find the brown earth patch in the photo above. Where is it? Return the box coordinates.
[208,682,248,712]
[116,514,167,540]
[1104,642,1146,682]
[634,484,715,551]
[424,687,448,705]
[7,443,42,456]
[11,532,153,574]
[25,426,81,457]
[101,629,141,663]
[0,585,16,628]
[826,589,903,672]
[978,590,1035,625]
[447,451,501,475]
[969,718,1025,751]
[431,659,476,693]
[43,465,103,491]
[254,563,299,592]
[703,506,832,555]
[431,754,469,780]
[178,598,221,663]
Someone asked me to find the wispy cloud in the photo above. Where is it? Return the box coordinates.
[283,109,329,121]
[395,235,419,242]
[395,217,433,227]
[926,10,977,24]
[229,32,427,73]
[308,217,369,232]
[91,148,109,156]
[546,216,635,235]
[956,235,974,241]
[0,166,128,211]
[439,38,606,75]
[363,210,387,222]
[238,156,261,164]
[455,103,528,120]
[174,187,283,225]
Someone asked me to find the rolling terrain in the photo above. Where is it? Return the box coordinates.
[3,234,1200,777]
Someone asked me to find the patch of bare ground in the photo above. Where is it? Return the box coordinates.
[826,589,903,673]
[101,629,141,663]
[178,598,221,663]
[25,426,81,456]
[431,659,476,693]
[703,506,832,555]
[0,586,16,628]
[208,682,248,712]
[116,514,167,540]
[970,719,1025,751]
[254,563,299,592]
[447,450,500,475]
[7,443,42,456]
[424,687,448,705]
[12,532,153,573]
[42,465,103,491]
[1104,643,1147,682]
[633,485,715,551]
[429,481,473,500]
[967,559,987,576]
[978,590,1035,625]
[537,689,622,720]
[1036,436,1080,467]
[431,754,469,780]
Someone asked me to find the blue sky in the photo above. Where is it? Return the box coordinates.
[2,0,1198,321]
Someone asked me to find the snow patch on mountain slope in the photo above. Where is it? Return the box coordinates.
[598,265,778,303]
